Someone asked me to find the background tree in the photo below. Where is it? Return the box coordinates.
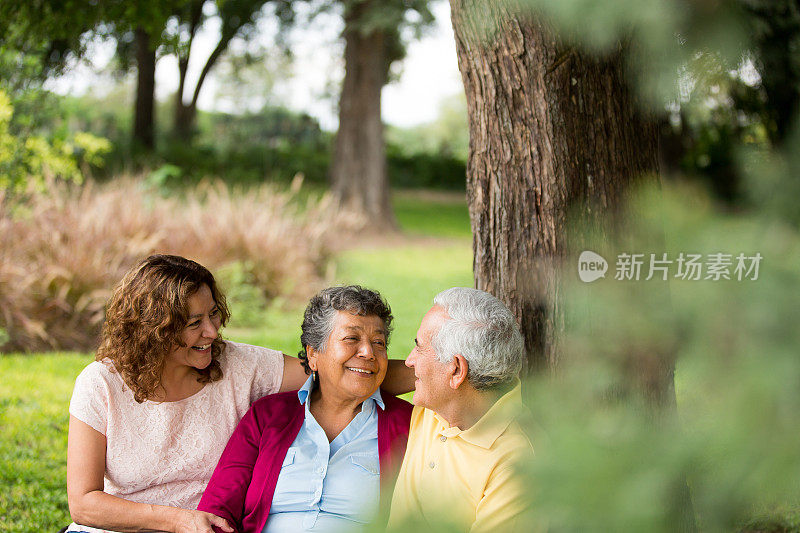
[449,1,659,374]
[0,3,112,193]
[169,0,295,141]
[445,2,715,530]
[660,0,800,205]
[447,0,797,529]
[330,0,433,229]
[108,2,183,151]
[133,27,158,150]
[743,0,800,148]
[1,1,172,152]
[0,1,101,125]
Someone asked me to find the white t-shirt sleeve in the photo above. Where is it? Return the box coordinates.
[69,362,110,436]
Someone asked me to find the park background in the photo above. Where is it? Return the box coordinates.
[2,0,800,531]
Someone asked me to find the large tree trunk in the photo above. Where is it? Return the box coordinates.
[450,1,695,529]
[133,28,156,151]
[450,1,658,373]
[330,2,396,230]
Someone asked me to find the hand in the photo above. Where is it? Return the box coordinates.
[173,509,234,533]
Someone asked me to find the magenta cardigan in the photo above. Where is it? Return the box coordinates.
[198,388,413,532]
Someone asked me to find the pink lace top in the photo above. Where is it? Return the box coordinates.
[67,341,283,533]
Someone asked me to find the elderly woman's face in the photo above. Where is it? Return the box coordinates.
[308,311,389,403]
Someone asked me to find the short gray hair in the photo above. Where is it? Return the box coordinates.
[298,285,393,373]
[431,287,524,390]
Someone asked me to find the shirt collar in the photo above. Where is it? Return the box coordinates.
[434,379,525,449]
[296,375,385,410]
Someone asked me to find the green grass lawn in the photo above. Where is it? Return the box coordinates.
[391,190,471,239]
[0,354,92,531]
[0,191,472,532]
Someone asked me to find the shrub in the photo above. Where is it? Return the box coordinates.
[387,145,466,190]
[0,89,111,194]
[0,178,335,352]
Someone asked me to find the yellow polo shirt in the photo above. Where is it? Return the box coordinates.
[387,382,535,532]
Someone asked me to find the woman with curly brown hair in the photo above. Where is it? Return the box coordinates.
[65,255,412,533]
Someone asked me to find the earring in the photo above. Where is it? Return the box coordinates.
[312,370,317,383]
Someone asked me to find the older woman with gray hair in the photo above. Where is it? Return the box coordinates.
[199,285,413,533]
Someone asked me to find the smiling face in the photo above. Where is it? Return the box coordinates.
[406,305,453,410]
[307,311,389,405]
[166,284,222,371]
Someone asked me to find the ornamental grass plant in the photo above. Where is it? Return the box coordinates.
[0,177,335,352]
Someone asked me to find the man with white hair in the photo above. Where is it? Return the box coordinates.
[387,287,535,532]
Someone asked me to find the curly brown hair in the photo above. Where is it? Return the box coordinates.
[97,254,230,403]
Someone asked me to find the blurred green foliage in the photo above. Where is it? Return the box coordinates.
[659,53,771,205]
[741,127,800,228]
[0,89,111,194]
[513,179,800,532]
[215,260,275,329]
[46,88,466,189]
[384,178,800,532]
[507,0,748,106]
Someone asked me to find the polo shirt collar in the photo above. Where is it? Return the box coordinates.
[296,375,385,410]
[434,380,524,449]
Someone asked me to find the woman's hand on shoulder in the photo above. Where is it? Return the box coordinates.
[173,509,234,533]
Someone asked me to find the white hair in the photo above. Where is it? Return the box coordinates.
[431,287,524,390]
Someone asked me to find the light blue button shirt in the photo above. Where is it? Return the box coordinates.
[263,376,383,533]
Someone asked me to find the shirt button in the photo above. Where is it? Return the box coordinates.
[429,461,435,469]
[316,467,324,474]
[440,435,447,442]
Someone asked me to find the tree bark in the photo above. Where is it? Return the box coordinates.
[450,1,658,372]
[191,35,232,111]
[174,35,233,141]
[450,2,695,529]
[173,1,204,141]
[133,27,156,150]
[330,1,396,230]
[173,100,196,141]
